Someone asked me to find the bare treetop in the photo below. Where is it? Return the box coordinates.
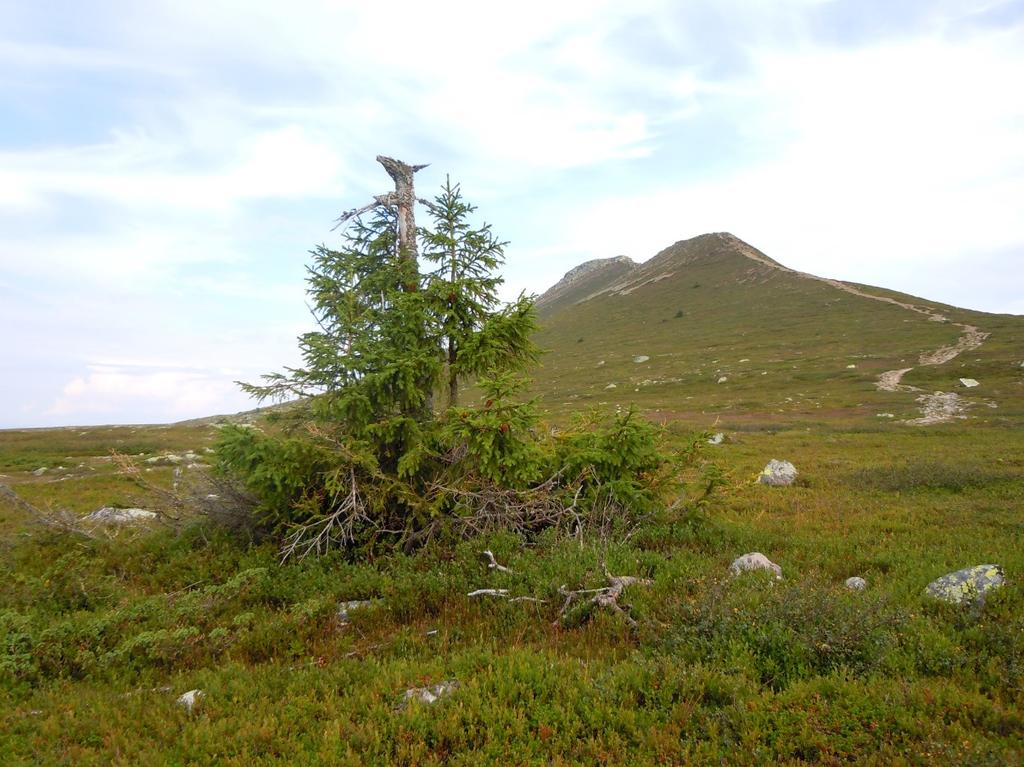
[333,156,429,265]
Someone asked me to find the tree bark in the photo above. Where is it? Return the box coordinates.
[375,156,434,415]
[376,155,427,266]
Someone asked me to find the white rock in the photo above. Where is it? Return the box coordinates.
[604,383,617,390]
[176,689,203,712]
[717,376,728,384]
[596,360,605,367]
[877,413,895,418]
[633,355,650,363]
[845,576,867,591]
[846,364,857,369]
[739,358,750,362]
[730,553,782,580]
[336,599,375,625]
[83,507,157,524]
[402,680,458,706]
[959,378,980,388]
[32,467,47,476]
[758,459,798,486]
[707,432,725,445]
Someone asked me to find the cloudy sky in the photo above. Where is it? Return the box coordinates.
[2,0,1022,427]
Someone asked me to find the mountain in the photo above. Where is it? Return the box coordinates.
[529,233,1024,427]
[534,255,638,314]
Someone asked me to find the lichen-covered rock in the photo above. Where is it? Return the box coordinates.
[925,564,1004,605]
[758,459,798,486]
[83,507,157,524]
[845,576,867,591]
[176,689,203,712]
[401,680,458,706]
[336,599,375,625]
[730,552,782,580]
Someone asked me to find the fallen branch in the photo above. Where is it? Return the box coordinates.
[0,483,98,539]
[556,565,652,629]
[467,588,509,598]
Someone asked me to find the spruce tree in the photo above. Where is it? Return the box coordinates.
[216,160,681,558]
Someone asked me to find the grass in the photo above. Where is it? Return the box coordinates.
[1,416,1023,764]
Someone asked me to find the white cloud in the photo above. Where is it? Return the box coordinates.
[550,30,1024,308]
[46,364,250,421]
[3,0,1023,427]
[0,125,345,214]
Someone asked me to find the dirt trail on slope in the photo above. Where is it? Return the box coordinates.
[719,233,989,424]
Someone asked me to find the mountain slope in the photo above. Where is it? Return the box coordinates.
[530,233,1024,426]
[534,255,638,314]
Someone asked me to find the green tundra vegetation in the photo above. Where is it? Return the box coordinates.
[1,185,1024,763]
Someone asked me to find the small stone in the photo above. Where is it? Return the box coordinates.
[633,355,650,363]
[604,383,617,390]
[847,364,857,369]
[739,358,750,362]
[336,599,374,625]
[730,552,782,580]
[707,432,725,445]
[877,413,894,418]
[925,564,1004,606]
[959,378,980,388]
[83,507,157,524]
[717,376,728,384]
[596,360,605,367]
[845,576,867,591]
[176,689,203,712]
[32,467,46,476]
[758,459,798,486]
[402,680,458,706]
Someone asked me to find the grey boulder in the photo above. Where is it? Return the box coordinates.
[758,459,798,486]
[925,564,1004,606]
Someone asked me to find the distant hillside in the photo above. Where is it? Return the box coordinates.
[535,255,637,314]
[530,233,1024,427]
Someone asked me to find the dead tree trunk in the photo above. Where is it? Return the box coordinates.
[375,155,425,266]
[332,155,434,414]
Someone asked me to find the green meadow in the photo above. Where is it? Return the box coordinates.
[2,415,1022,765]
[2,235,1023,764]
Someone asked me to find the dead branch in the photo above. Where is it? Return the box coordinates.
[0,483,98,539]
[467,589,510,598]
[555,565,653,629]
[482,549,511,573]
[111,452,186,523]
[331,193,399,231]
[280,467,370,562]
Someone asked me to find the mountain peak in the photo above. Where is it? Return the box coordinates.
[535,255,638,311]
